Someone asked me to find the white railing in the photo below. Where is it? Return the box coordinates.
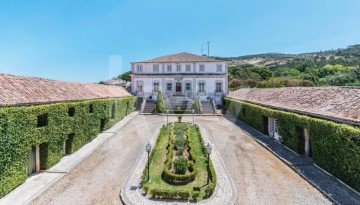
[211,98,216,114]
[140,97,146,113]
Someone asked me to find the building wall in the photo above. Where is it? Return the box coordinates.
[131,61,228,104]
[132,62,227,74]
[223,97,360,192]
[0,96,137,197]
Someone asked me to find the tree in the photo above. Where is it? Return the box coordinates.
[118,71,131,82]
[273,67,301,78]
[155,91,165,113]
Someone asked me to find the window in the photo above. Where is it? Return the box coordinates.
[68,107,75,117]
[176,64,181,72]
[166,83,172,91]
[153,64,159,72]
[199,64,205,72]
[167,64,172,72]
[199,82,205,93]
[185,83,191,91]
[89,104,94,113]
[217,64,223,72]
[186,64,191,72]
[37,113,48,127]
[137,65,143,72]
[215,82,222,92]
[137,81,143,92]
[153,82,159,92]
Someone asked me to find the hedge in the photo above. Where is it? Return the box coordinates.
[223,97,360,192]
[162,124,197,185]
[141,123,217,201]
[0,96,137,197]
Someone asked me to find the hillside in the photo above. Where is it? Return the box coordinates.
[216,44,360,68]
[215,44,360,90]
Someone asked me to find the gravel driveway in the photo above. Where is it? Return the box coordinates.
[30,115,331,205]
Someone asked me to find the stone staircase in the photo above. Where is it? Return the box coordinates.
[142,101,156,113]
[201,102,215,114]
[165,96,194,110]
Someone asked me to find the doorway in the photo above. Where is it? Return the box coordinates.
[176,82,182,93]
[28,145,40,175]
[28,146,36,175]
[65,133,75,155]
[269,118,280,141]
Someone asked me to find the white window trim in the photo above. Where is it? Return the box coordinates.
[185,64,191,72]
[198,81,206,93]
[166,82,173,92]
[216,64,223,72]
[167,64,172,72]
[199,64,205,72]
[153,64,159,73]
[176,64,181,72]
[215,81,222,93]
[185,81,192,92]
[137,65,143,73]
[153,81,160,92]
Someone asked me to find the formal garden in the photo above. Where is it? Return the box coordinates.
[140,122,216,201]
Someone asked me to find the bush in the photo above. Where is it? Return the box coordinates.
[0,96,137,197]
[173,157,188,174]
[156,91,165,113]
[191,101,200,113]
[223,97,360,192]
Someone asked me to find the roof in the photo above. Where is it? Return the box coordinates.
[227,87,360,125]
[0,74,132,106]
[133,52,223,63]
[104,79,127,85]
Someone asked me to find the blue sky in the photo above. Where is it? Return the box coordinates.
[0,0,359,83]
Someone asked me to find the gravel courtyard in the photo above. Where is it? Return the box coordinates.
[30,114,331,205]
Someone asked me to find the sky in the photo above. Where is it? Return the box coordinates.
[0,0,359,83]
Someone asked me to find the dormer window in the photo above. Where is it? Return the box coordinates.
[137,65,143,72]
[176,64,181,72]
[199,64,205,72]
[153,64,159,72]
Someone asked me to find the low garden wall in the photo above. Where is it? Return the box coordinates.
[0,96,136,197]
[223,97,360,192]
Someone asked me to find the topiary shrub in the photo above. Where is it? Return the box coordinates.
[173,157,188,174]
[155,91,165,113]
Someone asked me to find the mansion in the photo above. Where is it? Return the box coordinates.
[130,52,228,107]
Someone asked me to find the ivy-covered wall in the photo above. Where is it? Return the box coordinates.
[223,97,360,192]
[0,96,136,197]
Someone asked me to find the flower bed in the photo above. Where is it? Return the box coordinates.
[141,123,216,200]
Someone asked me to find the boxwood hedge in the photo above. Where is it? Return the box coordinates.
[223,97,360,192]
[0,96,136,197]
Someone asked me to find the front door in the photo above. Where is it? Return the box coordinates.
[176,82,182,93]
[28,146,36,175]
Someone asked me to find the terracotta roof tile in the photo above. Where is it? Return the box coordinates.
[228,87,360,124]
[0,74,132,106]
[133,52,223,63]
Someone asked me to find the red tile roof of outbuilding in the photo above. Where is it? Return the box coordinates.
[228,87,360,125]
[0,74,132,106]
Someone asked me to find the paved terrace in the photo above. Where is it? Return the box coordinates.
[0,114,329,205]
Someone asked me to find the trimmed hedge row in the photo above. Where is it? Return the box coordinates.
[162,123,197,185]
[223,97,360,192]
[0,96,137,197]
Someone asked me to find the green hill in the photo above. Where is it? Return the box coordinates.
[215,44,360,90]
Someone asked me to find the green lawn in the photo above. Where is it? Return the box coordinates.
[141,122,215,200]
